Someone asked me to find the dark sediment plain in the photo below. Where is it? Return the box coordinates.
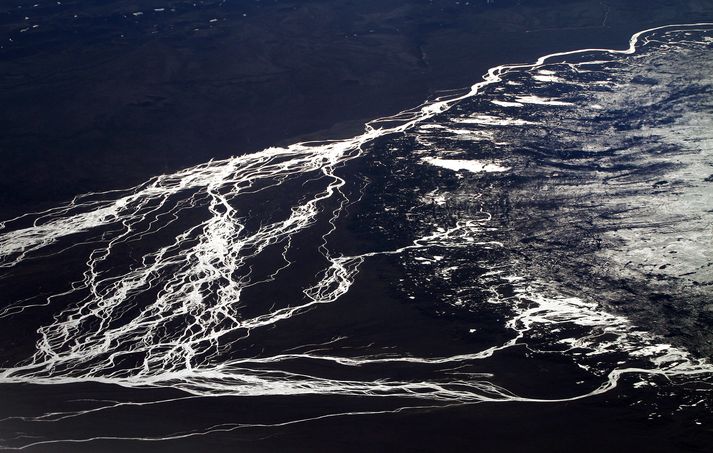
[1,22,713,453]
[2,0,713,218]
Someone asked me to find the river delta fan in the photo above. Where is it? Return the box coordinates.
[0,23,712,450]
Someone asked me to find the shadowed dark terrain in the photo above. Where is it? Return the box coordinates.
[1,2,713,453]
[1,0,712,217]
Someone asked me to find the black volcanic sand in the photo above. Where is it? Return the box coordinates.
[1,244,711,450]
[1,0,713,218]
[1,379,712,453]
[2,1,713,452]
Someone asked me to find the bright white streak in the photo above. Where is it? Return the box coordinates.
[421,157,511,173]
